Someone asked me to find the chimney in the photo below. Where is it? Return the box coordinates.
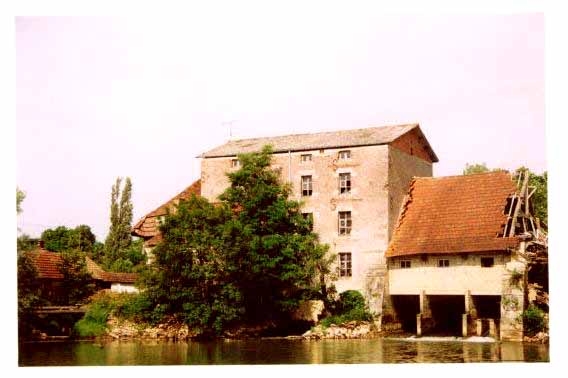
[38,240,44,249]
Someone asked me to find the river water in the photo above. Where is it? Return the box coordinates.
[18,337,549,366]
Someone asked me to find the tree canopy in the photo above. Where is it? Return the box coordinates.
[142,145,333,335]
[41,225,97,253]
[103,177,144,272]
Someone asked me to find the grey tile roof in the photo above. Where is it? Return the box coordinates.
[200,123,428,158]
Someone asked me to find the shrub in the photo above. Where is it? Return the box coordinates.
[319,290,373,328]
[74,299,112,337]
[523,305,547,336]
[337,290,366,313]
[73,292,158,337]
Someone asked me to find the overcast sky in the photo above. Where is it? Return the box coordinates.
[15,11,545,241]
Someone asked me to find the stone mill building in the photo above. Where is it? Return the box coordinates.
[133,123,439,315]
[132,123,544,341]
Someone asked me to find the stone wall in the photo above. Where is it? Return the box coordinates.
[500,258,527,341]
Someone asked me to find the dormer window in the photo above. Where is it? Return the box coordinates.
[338,150,351,160]
[231,159,240,168]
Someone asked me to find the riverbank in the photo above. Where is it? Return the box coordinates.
[101,316,549,344]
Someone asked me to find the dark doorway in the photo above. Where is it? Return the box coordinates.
[427,295,465,336]
[391,295,420,333]
[473,296,501,319]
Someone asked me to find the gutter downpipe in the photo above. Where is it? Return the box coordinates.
[288,150,292,183]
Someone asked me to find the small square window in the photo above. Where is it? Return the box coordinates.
[338,150,351,160]
[338,211,352,235]
[438,259,450,267]
[481,257,494,268]
[301,175,313,196]
[302,212,314,231]
[338,252,352,277]
[400,260,411,269]
[339,172,351,194]
[301,154,312,162]
[231,159,240,168]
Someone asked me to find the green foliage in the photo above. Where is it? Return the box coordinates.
[74,300,111,337]
[74,292,159,338]
[463,163,490,175]
[336,290,366,313]
[57,249,96,305]
[17,252,42,338]
[104,177,138,271]
[514,167,548,229]
[219,145,332,321]
[523,305,547,336]
[143,145,333,335]
[17,234,36,252]
[320,290,373,327]
[41,225,97,253]
[17,187,25,214]
[142,195,243,334]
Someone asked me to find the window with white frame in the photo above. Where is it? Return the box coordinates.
[300,154,312,163]
[338,252,352,277]
[338,211,352,235]
[301,175,313,196]
[338,150,351,160]
[400,260,411,268]
[438,259,450,267]
[339,172,351,194]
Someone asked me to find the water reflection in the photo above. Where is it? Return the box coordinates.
[18,338,549,366]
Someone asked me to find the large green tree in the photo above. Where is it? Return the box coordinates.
[143,146,333,335]
[104,177,137,271]
[143,195,242,334]
[219,146,331,321]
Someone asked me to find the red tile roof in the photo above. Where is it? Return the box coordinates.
[131,179,201,239]
[28,249,64,279]
[26,249,138,284]
[386,172,520,257]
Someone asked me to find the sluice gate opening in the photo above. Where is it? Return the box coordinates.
[390,295,420,333]
[427,295,465,336]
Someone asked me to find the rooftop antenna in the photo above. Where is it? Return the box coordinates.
[222,120,238,140]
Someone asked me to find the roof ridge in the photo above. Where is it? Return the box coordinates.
[226,123,419,143]
[417,170,512,181]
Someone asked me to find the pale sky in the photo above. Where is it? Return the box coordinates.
[15,11,546,241]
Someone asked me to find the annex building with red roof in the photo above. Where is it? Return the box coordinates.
[384,170,544,341]
[25,242,139,304]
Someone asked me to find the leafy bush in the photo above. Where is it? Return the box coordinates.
[319,290,373,328]
[74,299,112,337]
[523,305,547,336]
[337,290,366,313]
[73,292,158,337]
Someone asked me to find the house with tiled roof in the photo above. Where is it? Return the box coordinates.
[131,180,201,260]
[26,242,139,304]
[383,171,541,341]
